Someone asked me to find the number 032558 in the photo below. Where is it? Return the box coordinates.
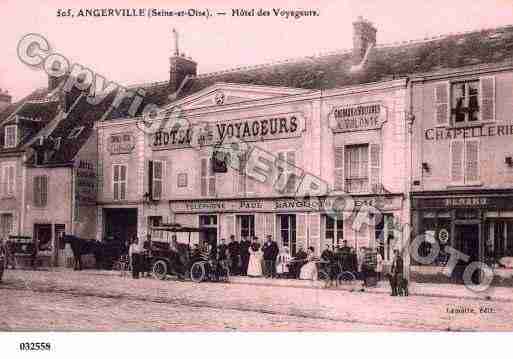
[19,342,52,351]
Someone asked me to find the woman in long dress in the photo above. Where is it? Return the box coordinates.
[247,239,263,277]
[276,246,291,278]
[300,247,318,280]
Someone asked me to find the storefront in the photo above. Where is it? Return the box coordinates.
[170,194,404,258]
[412,190,513,269]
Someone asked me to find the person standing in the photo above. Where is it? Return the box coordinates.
[129,236,142,279]
[227,235,240,275]
[262,235,279,278]
[247,238,262,277]
[390,249,404,296]
[239,236,251,276]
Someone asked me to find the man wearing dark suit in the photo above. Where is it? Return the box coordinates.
[262,235,279,278]
[390,249,404,296]
[239,236,251,276]
[227,235,240,275]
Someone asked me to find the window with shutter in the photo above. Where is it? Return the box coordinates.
[4,125,17,148]
[450,140,464,184]
[152,160,163,200]
[34,175,48,207]
[276,150,296,194]
[369,144,381,192]
[345,144,369,193]
[435,82,450,126]
[465,140,479,183]
[480,76,495,122]
[200,157,215,196]
[334,147,344,191]
[113,164,127,200]
[2,164,15,197]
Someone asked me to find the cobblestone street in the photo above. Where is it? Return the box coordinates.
[1,269,512,331]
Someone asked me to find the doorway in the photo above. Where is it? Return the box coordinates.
[199,215,218,247]
[453,224,481,284]
[103,208,138,249]
[278,214,296,256]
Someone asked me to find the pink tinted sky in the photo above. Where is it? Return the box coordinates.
[1,0,513,101]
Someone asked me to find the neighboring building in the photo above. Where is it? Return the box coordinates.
[409,25,513,281]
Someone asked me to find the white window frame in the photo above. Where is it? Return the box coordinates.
[450,80,481,126]
[324,214,343,248]
[1,162,16,197]
[4,125,17,148]
[276,150,297,194]
[33,175,49,207]
[152,160,164,200]
[112,163,128,201]
[200,157,216,197]
[344,143,370,194]
[450,139,481,186]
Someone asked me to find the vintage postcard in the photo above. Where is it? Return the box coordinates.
[1,0,513,355]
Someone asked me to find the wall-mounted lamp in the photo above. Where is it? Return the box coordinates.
[422,162,430,172]
[143,192,153,204]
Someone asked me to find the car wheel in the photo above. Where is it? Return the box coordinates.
[152,260,168,280]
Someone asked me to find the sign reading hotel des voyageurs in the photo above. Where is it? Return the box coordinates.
[150,112,306,150]
[330,102,385,133]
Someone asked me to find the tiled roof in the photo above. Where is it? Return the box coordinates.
[109,24,513,120]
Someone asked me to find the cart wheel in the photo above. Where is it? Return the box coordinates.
[220,262,230,282]
[152,260,168,280]
[318,269,329,281]
[337,271,356,285]
[190,262,205,283]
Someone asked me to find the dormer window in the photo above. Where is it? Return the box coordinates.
[4,125,17,148]
[68,126,84,139]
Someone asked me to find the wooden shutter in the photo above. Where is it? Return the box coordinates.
[256,213,266,239]
[120,165,127,200]
[465,140,479,183]
[113,165,119,200]
[33,176,40,206]
[370,144,381,193]
[223,214,235,239]
[152,161,163,199]
[296,213,307,254]
[148,160,154,199]
[480,76,495,122]
[7,165,14,195]
[435,82,450,126]
[334,147,344,191]
[208,157,216,196]
[265,214,275,240]
[200,158,207,196]
[451,140,464,183]
[41,176,48,206]
[309,213,321,255]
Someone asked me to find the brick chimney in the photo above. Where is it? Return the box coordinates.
[169,28,197,92]
[169,55,197,92]
[353,17,377,64]
[48,61,68,91]
[0,88,12,111]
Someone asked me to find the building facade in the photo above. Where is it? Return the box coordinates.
[410,62,513,279]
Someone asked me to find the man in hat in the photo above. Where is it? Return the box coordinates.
[262,235,279,278]
[227,235,240,275]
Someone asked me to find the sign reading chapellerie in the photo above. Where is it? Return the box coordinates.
[152,113,304,150]
[425,124,513,141]
[331,103,383,133]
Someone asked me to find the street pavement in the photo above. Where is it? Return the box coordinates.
[1,269,512,331]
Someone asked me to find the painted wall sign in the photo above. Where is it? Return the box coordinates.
[170,195,401,214]
[413,195,513,210]
[75,160,96,205]
[109,132,136,154]
[151,112,305,151]
[330,102,383,133]
[424,124,513,141]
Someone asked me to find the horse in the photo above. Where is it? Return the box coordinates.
[62,235,102,270]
